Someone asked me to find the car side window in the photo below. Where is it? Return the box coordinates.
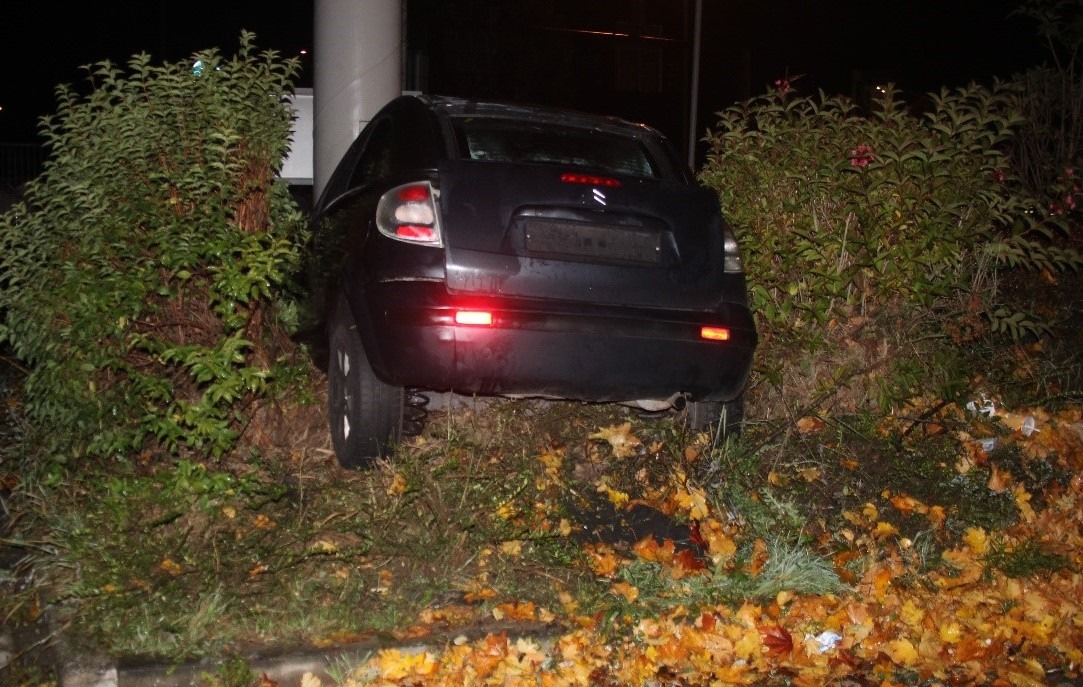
[348,118,394,191]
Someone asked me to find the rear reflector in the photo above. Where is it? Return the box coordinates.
[560,172,622,188]
[455,311,493,326]
[700,326,730,341]
[395,225,438,241]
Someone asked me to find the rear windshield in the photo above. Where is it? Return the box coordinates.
[450,116,661,179]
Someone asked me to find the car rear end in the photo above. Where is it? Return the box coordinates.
[353,97,755,408]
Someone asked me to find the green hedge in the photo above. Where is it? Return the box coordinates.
[699,80,1081,414]
[0,33,306,466]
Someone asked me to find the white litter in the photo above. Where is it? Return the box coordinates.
[811,630,842,653]
[1022,415,1039,437]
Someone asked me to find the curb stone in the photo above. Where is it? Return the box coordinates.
[13,621,560,687]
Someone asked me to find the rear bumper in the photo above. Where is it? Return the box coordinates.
[348,280,756,403]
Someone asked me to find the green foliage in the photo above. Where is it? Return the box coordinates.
[0,33,306,464]
[603,538,844,624]
[200,658,257,687]
[699,80,1082,415]
[983,536,1071,578]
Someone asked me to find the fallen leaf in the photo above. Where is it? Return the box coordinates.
[926,505,946,529]
[1013,484,1036,522]
[889,494,925,515]
[252,514,276,530]
[963,527,989,556]
[500,540,523,556]
[387,472,408,495]
[375,649,439,680]
[493,601,536,621]
[158,558,183,576]
[392,624,432,640]
[585,544,620,576]
[697,519,738,561]
[513,637,546,666]
[611,581,639,602]
[697,611,717,632]
[746,538,769,575]
[760,624,793,658]
[884,638,919,666]
[671,481,710,520]
[461,577,498,603]
[596,480,630,508]
[873,521,899,538]
[674,548,707,575]
[938,621,963,644]
[590,422,641,458]
[310,539,338,554]
[796,416,825,434]
[467,632,507,679]
[633,536,676,564]
[418,604,477,626]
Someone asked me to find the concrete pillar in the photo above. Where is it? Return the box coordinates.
[313,0,403,200]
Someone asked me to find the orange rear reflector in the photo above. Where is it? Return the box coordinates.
[455,311,493,326]
[700,326,730,341]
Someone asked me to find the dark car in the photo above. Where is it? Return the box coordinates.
[307,94,756,468]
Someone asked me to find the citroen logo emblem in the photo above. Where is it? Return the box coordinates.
[592,188,607,206]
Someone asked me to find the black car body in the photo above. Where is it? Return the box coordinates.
[309,94,756,468]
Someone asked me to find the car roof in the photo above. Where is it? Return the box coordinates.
[407,93,665,140]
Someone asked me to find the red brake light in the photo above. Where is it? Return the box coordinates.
[700,326,730,341]
[559,172,622,188]
[455,310,493,326]
[397,185,430,203]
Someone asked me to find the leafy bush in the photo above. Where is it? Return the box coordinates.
[0,33,306,466]
[699,79,1081,418]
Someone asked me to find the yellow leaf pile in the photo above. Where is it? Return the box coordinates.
[320,406,1083,687]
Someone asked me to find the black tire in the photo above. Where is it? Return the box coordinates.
[683,396,745,439]
[327,298,404,469]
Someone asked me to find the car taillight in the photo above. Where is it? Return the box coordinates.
[376,182,443,246]
[700,326,730,341]
[722,224,744,274]
[559,172,622,188]
[454,310,493,326]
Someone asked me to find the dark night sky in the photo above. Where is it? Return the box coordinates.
[701,0,1047,97]
[0,1,1048,146]
[0,2,315,143]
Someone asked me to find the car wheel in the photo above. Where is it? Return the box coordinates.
[684,396,745,439]
[328,298,404,469]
